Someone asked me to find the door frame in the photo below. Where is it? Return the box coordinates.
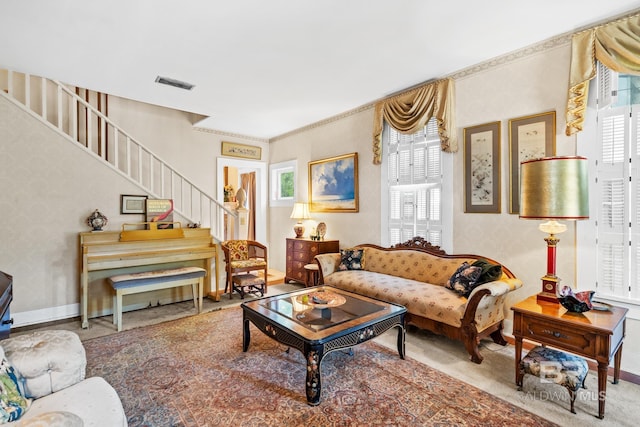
[216,157,267,244]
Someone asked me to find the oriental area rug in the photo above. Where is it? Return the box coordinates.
[84,308,557,427]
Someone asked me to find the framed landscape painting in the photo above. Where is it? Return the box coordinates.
[464,121,501,213]
[309,152,359,213]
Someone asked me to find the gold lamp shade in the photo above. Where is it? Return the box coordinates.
[519,156,589,303]
[520,156,589,221]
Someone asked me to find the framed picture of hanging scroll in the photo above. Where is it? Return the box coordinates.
[464,121,501,213]
[508,111,556,214]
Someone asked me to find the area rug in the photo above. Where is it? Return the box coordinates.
[84,308,557,427]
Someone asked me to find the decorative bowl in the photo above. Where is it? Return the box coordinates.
[558,290,595,313]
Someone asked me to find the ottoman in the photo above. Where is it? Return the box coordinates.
[519,345,589,414]
[232,273,265,299]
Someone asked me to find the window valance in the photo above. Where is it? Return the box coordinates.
[372,78,456,164]
[565,13,640,136]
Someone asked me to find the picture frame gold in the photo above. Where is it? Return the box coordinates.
[221,141,262,160]
[508,111,556,214]
[309,152,359,213]
[464,121,501,213]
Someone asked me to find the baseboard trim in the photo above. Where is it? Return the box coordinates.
[504,336,640,385]
[12,303,80,328]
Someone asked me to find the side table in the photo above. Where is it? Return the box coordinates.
[511,296,627,419]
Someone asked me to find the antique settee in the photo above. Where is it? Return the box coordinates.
[0,330,127,426]
[315,237,523,364]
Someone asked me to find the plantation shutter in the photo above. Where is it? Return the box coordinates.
[597,62,618,109]
[385,119,442,247]
[596,107,630,298]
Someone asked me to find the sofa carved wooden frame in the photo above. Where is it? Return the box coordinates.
[318,236,518,364]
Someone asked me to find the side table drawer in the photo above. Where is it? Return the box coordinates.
[523,317,595,357]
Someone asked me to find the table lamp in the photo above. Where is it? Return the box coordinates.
[519,156,589,303]
[290,202,311,238]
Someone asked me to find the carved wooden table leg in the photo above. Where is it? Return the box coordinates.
[304,344,324,406]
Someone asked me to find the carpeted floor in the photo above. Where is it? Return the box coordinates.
[14,282,638,426]
[83,307,557,427]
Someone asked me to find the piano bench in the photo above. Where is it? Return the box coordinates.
[107,267,206,331]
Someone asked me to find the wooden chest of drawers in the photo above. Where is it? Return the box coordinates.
[285,238,339,286]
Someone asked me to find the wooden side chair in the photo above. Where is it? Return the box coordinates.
[221,240,268,298]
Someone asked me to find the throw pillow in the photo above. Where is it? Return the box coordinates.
[338,248,365,271]
[0,355,29,423]
[445,262,482,298]
[472,259,503,284]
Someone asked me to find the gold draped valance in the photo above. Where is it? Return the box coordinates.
[566,13,640,136]
[372,78,456,164]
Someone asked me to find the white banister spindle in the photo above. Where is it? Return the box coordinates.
[71,96,77,141]
[113,129,119,169]
[160,163,166,198]
[100,116,106,159]
[7,70,12,96]
[137,145,143,184]
[86,110,92,150]
[126,137,131,175]
[57,85,63,131]
[24,73,30,109]
[40,77,47,121]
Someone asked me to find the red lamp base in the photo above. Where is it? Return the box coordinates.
[537,276,560,303]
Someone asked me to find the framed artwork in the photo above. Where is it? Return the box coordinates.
[120,194,147,214]
[309,152,359,213]
[146,199,174,229]
[221,141,262,160]
[464,121,501,213]
[508,111,556,214]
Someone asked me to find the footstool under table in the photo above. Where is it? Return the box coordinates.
[231,273,265,299]
[519,345,589,414]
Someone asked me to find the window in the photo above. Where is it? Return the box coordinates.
[269,160,296,207]
[381,118,452,249]
[577,63,640,314]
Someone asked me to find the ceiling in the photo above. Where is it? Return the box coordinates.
[2,1,639,140]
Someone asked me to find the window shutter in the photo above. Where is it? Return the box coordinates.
[384,120,442,247]
[598,61,618,108]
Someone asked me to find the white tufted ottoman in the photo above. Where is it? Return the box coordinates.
[2,330,86,398]
[1,330,127,426]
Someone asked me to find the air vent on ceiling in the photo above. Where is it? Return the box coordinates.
[155,76,195,91]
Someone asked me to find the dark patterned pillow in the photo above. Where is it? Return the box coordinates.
[445,262,482,297]
[472,259,503,285]
[338,248,365,271]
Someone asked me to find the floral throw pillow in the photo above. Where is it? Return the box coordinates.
[0,355,29,423]
[445,262,482,298]
[338,248,365,271]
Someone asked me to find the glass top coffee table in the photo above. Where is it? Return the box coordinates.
[241,286,406,405]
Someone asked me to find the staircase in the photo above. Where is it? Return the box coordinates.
[0,69,233,241]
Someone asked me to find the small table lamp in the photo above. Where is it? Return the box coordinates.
[519,156,589,303]
[290,202,311,238]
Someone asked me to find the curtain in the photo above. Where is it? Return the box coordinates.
[241,172,256,241]
[565,13,640,136]
[372,78,456,164]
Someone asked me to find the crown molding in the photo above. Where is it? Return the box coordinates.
[193,126,268,144]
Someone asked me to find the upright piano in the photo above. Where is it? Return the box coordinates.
[80,226,218,329]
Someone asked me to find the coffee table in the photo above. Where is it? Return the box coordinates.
[241,286,407,405]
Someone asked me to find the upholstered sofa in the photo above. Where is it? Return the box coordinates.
[0,330,127,426]
[315,237,523,364]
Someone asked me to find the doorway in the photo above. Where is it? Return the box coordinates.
[216,157,267,244]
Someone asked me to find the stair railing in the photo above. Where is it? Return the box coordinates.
[1,69,234,241]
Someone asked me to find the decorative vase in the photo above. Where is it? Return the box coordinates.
[87,209,108,231]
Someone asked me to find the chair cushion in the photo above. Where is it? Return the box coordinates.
[229,259,266,269]
[232,274,265,287]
